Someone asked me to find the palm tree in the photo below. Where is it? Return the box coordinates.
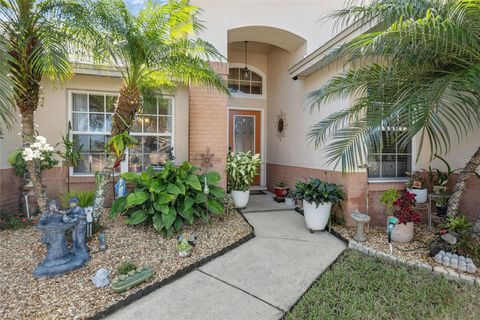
[0,39,14,131]
[90,0,228,218]
[307,0,480,220]
[0,0,96,212]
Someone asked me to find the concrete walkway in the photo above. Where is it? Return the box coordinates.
[108,193,346,320]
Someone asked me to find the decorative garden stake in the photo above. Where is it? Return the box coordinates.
[85,207,93,238]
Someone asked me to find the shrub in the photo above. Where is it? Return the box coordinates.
[109,161,225,238]
[60,190,95,208]
[446,215,472,234]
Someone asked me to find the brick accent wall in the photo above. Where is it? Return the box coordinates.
[0,167,114,214]
[266,163,480,226]
[188,62,229,187]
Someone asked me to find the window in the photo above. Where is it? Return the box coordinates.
[228,67,263,95]
[70,91,174,175]
[368,130,412,179]
[129,96,174,172]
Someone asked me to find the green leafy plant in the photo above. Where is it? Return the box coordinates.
[0,212,33,230]
[446,215,472,234]
[275,182,286,188]
[57,134,83,167]
[117,261,137,275]
[107,131,138,157]
[380,189,398,216]
[7,150,26,177]
[60,190,95,208]
[435,195,449,208]
[292,178,345,207]
[226,151,261,192]
[109,161,225,238]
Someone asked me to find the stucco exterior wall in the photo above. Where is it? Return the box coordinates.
[0,74,190,169]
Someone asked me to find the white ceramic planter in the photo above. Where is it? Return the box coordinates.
[303,200,332,231]
[391,221,414,243]
[231,190,250,208]
[407,188,427,203]
[285,197,295,207]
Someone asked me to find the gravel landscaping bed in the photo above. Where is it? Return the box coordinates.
[0,211,253,320]
[333,224,480,278]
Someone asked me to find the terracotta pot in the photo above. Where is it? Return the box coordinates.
[391,222,414,243]
[274,187,289,198]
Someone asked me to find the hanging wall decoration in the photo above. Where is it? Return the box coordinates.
[275,109,288,141]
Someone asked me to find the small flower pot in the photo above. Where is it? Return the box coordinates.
[231,190,250,208]
[391,221,414,243]
[407,188,427,203]
[285,197,295,207]
[303,200,332,231]
[274,186,289,198]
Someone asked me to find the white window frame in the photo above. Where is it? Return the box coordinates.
[227,63,266,99]
[68,90,175,176]
[368,126,412,181]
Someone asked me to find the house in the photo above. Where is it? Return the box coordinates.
[1,0,479,225]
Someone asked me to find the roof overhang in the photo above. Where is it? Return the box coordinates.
[288,21,372,78]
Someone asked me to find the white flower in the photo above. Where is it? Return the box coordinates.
[35,136,46,144]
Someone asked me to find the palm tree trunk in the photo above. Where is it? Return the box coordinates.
[20,108,47,213]
[447,145,480,217]
[92,84,141,218]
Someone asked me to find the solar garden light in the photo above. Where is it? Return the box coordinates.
[387,216,399,254]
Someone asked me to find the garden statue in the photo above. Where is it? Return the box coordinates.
[351,210,370,242]
[115,177,127,198]
[34,199,88,278]
[64,197,90,262]
[91,268,110,288]
[98,233,107,251]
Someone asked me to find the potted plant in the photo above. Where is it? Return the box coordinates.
[226,151,261,208]
[274,182,289,198]
[380,188,398,217]
[293,178,345,232]
[435,195,449,216]
[406,171,427,203]
[391,191,421,243]
[285,190,295,207]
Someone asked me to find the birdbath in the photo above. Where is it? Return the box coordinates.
[34,213,84,278]
[351,211,371,242]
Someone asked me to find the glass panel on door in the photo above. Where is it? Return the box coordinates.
[234,115,255,153]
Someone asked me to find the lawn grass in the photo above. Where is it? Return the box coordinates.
[286,250,480,320]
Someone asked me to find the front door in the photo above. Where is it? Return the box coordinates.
[228,109,261,186]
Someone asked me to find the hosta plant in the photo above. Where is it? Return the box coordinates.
[226,151,261,192]
[109,161,225,238]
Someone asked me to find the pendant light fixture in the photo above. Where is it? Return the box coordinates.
[242,41,250,80]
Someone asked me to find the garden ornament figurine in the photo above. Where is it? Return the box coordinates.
[98,233,107,251]
[91,268,110,288]
[387,216,399,254]
[115,177,127,198]
[64,197,90,262]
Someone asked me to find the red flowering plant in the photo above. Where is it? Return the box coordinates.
[393,191,421,224]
